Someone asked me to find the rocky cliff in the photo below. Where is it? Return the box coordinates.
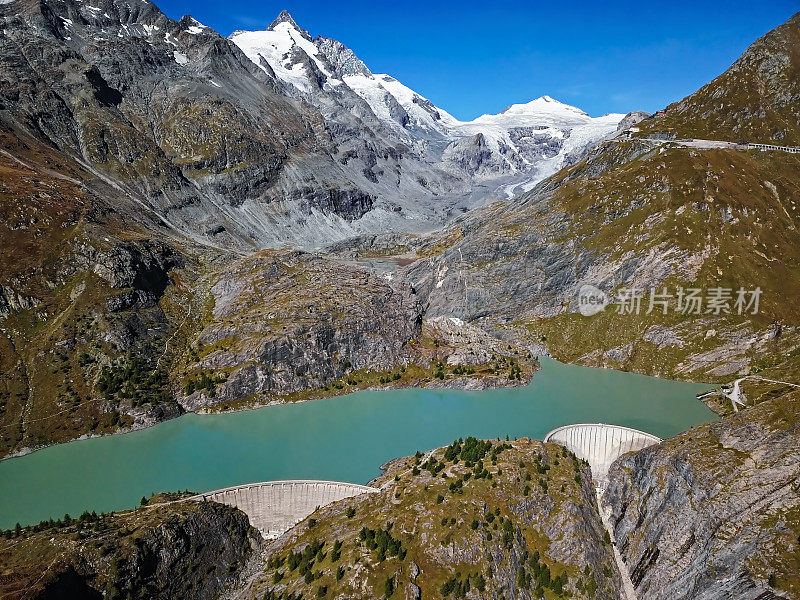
[0,495,260,600]
[178,250,422,411]
[177,250,537,412]
[603,390,800,600]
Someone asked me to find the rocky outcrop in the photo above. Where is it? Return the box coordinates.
[178,249,537,411]
[441,133,519,180]
[239,438,622,600]
[284,187,375,222]
[616,111,651,132]
[77,241,184,311]
[180,250,423,410]
[603,392,800,600]
[0,498,261,600]
[0,285,41,319]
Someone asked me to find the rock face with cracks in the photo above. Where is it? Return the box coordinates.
[0,495,260,600]
[604,391,800,600]
[179,250,538,411]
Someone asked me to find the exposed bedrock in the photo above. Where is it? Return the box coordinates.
[603,392,800,600]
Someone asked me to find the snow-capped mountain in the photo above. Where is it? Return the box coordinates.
[230,12,458,141]
[230,11,625,197]
[0,0,626,252]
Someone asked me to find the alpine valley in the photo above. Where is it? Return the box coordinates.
[1,1,799,599]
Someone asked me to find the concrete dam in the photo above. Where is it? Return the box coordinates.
[545,423,662,600]
[191,425,659,540]
[544,423,661,491]
[189,480,378,539]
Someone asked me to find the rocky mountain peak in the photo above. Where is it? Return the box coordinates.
[267,9,311,40]
[178,14,210,33]
[314,36,372,77]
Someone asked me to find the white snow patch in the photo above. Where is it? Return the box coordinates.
[185,18,208,35]
[230,21,336,94]
[173,50,188,65]
[343,73,458,137]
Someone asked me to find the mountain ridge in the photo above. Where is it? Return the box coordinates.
[228,10,625,198]
[638,11,800,145]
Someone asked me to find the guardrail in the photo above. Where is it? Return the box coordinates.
[745,143,800,153]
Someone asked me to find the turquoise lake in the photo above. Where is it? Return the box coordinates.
[0,358,715,528]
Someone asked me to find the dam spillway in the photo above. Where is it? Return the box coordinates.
[544,424,661,491]
[189,480,378,539]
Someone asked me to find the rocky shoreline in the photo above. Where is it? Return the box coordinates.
[0,362,538,463]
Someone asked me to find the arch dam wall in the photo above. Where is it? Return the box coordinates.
[189,480,378,539]
[544,424,661,491]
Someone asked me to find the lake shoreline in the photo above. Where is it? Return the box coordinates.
[0,359,716,529]
[0,365,537,464]
[0,357,713,465]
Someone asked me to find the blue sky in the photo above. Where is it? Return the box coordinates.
[159,0,798,119]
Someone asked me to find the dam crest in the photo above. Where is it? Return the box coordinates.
[192,425,660,540]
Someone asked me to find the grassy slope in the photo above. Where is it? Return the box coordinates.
[247,438,619,600]
[0,127,202,456]
[0,129,114,455]
[638,12,800,145]
[533,143,800,386]
[536,12,800,392]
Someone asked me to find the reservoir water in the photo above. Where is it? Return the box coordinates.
[0,358,715,529]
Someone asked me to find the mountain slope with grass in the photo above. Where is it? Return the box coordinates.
[638,12,800,145]
[405,12,800,407]
[235,438,622,600]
